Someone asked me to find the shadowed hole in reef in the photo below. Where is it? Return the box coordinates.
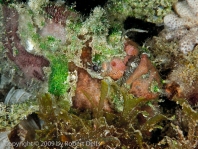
[124,17,164,46]
[148,97,179,144]
[150,128,163,143]
[0,93,4,102]
[158,68,172,80]
[65,0,108,16]
[150,119,176,144]
[1,0,108,16]
[159,96,178,115]
[0,0,27,3]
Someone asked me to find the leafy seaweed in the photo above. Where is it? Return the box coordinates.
[172,97,198,122]
[28,80,198,148]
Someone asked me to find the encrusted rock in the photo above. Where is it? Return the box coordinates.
[163,0,198,54]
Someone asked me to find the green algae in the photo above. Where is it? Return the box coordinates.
[48,56,69,96]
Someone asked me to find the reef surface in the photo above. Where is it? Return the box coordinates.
[0,0,197,149]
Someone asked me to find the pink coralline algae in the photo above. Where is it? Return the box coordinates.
[2,6,49,81]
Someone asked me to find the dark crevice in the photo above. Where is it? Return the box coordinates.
[124,17,164,45]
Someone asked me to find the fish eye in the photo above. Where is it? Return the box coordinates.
[93,65,99,71]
